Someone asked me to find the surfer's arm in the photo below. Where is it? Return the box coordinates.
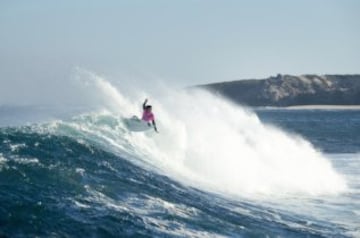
[143,99,148,110]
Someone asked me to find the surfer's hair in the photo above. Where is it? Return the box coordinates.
[145,105,152,109]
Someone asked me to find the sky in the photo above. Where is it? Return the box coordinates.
[0,0,359,104]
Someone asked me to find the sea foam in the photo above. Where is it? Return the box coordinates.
[66,71,348,197]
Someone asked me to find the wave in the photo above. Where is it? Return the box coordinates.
[2,128,351,237]
[18,70,347,197]
[0,70,356,237]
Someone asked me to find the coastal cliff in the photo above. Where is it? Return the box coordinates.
[197,74,360,107]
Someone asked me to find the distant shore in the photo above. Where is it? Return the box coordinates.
[197,74,360,107]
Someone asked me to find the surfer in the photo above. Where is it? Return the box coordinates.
[142,99,158,133]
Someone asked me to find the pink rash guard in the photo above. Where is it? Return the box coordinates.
[142,111,154,122]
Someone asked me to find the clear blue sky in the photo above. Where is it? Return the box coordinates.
[0,0,359,103]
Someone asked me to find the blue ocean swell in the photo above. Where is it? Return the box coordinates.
[0,127,350,237]
[256,109,360,153]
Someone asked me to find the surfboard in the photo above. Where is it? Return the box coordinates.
[123,116,152,132]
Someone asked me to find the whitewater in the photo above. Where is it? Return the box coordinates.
[0,71,359,237]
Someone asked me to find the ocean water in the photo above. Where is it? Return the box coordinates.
[0,78,359,237]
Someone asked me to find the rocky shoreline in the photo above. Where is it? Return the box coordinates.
[196,74,360,107]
